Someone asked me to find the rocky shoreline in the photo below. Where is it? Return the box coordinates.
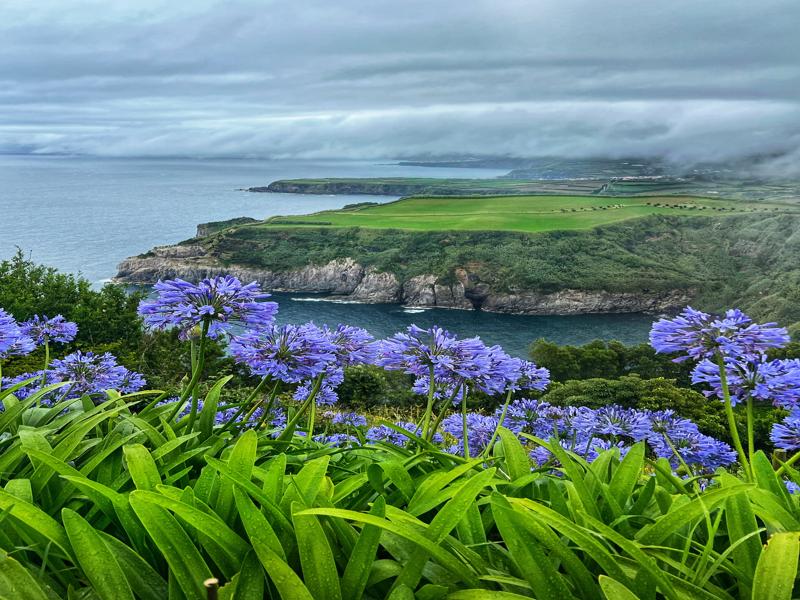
[115,244,692,315]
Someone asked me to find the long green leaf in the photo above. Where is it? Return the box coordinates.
[129,493,211,599]
[496,427,531,481]
[215,429,257,524]
[297,507,480,587]
[233,487,286,560]
[0,489,71,558]
[341,496,385,600]
[123,444,161,490]
[0,550,53,600]
[250,538,314,600]
[636,484,753,545]
[751,532,800,600]
[493,500,575,600]
[132,489,249,567]
[608,442,644,509]
[292,501,342,600]
[97,531,167,600]
[62,509,134,600]
[599,576,639,600]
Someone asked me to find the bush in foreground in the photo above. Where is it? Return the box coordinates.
[2,277,800,598]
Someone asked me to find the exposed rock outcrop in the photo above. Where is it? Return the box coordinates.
[115,244,692,315]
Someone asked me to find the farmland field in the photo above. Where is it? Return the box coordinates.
[263,194,793,233]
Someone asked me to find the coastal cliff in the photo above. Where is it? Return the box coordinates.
[115,244,691,314]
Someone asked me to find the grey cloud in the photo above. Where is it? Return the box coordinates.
[0,0,798,167]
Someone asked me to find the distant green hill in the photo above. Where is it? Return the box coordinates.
[262,194,791,233]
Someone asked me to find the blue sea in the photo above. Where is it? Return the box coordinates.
[0,155,653,355]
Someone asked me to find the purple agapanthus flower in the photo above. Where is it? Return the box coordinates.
[650,306,788,362]
[366,421,441,447]
[692,355,800,408]
[0,308,35,360]
[771,408,800,451]
[294,380,339,406]
[572,405,651,441]
[469,345,523,396]
[441,412,499,457]
[8,352,146,404]
[323,324,376,367]
[138,276,278,340]
[20,314,78,346]
[230,323,336,383]
[314,433,360,447]
[49,351,145,399]
[670,433,737,470]
[329,411,368,427]
[376,325,466,379]
[512,361,551,392]
[1,370,54,399]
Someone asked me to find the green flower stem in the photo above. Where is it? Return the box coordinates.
[746,397,755,460]
[462,386,470,460]
[483,389,513,458]
[277,373,324,442]
[174,319,210,429]
[776,449,800,477]
[717,353,750,480]
[40,338,50,385]
[222,376,273,431]
[252,382,283,430]
[428,383,463,442]
[421,364,436,440]
[663,432,699,493]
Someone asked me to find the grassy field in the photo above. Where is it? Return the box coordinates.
[263,194,793,233]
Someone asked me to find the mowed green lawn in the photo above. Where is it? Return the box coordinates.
[263,195,792,233]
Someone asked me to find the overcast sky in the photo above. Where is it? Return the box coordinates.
[1,0,798,168]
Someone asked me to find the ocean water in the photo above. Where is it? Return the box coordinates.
[0,155,653,355]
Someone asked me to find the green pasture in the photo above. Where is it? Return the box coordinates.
[263,194,793,233]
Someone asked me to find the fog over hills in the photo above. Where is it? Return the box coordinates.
[1,0,798,174]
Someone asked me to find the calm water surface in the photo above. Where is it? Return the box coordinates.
[1,155,653,355]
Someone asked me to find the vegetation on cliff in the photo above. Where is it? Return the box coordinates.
[186,211,800,323]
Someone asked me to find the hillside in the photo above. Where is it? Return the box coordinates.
[252,176,800,202]
[117,207,800,323]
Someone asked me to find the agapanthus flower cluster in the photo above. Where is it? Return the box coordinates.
[486,399,736,472]
[230,323,336,383]
[314,433,359,447]
[771,407,800,451]
[441,413,499,457]
[49,351,145,399]
[692,356,800,408]
[138,276,278,340]
[20,314,78,346]
[323,324,376,366]
[156,397,285,429]
[0,308,35,360]
[376,325,470,379]
[4,351,145,404]
[377,325,549,401]
[650,307,789,362]
[328,411,368,428]
[366,421,442,447]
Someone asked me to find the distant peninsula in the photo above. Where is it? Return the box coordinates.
[116,189,800,323]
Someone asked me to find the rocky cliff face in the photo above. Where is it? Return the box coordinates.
[115,245,692,315]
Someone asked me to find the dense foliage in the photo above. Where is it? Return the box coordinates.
[529,338,694,385]
[3,273,800,599]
